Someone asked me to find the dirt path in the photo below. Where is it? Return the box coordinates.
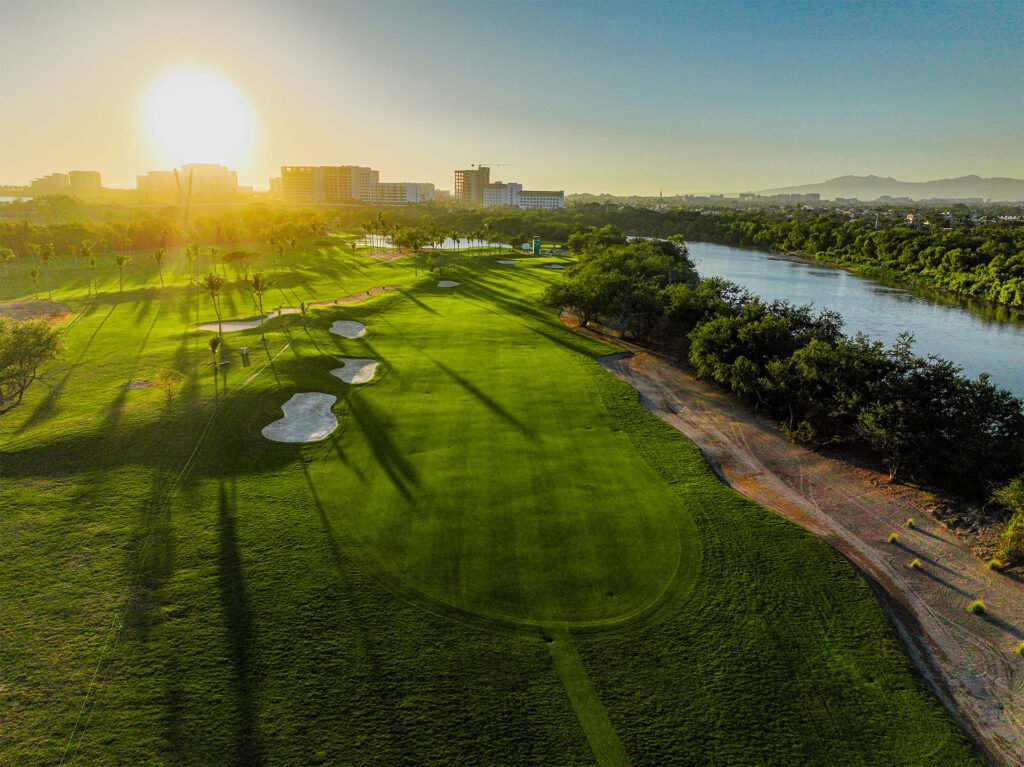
[565,320,1023,765]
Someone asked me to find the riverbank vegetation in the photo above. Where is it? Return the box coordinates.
[545,229,1024,504]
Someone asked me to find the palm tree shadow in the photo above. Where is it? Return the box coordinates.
[217,478,265,766]
[423,353,534,437]
[345,392,418,501]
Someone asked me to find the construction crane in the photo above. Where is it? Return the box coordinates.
[471,163,512,168]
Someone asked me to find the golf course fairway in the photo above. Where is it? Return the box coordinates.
[0,240,981,765]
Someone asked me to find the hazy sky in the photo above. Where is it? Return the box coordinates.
[1,0,1021,194]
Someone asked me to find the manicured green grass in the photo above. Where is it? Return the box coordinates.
[0,239,980,765]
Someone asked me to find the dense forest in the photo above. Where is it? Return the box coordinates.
[544,227,1024,559]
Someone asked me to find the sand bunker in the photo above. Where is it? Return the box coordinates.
[329,320,366,338]
[438,280,460,288]
[0,299,73,322]
[197,307,301,333]
[542,263,566,270]
[496,259,516,265]
[262,393,338,443]
[120,380,152,390]
[330,358,378,384]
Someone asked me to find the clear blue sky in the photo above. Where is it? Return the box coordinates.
[1,0,1021,193]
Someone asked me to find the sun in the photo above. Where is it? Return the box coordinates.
[141,66,255,166]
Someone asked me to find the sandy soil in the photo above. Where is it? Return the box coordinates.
[330,358,378,384]
[306,285,400,307]
[543,263,566,270]
[564,317,1024,765]
[329,320,366,338]
[496,259,516,265]
[363,248,408,262]
[0,299,73,322]
[197,307,301,333]
[262,392,338,443]
[196,287,399,332]
[438,280,460,288]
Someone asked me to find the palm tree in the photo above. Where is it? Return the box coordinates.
[248,273,273,344]
[29,266,40,299]
[152,248,166,287]
[209,336,222,393]
[78,241,94,296]
[202,272,226,348]
[185,243,198,285]
[115,254,131,294]
[41,243,54,300]
[88,256,98,298]
[208,246,222,276]
[449,229,460,254]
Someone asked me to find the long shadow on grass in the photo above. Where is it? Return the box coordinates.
[345,392,418,501]
[423,354,534,437]
[217,478,265,767]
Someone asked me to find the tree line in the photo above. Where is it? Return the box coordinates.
[544,227,1024,511]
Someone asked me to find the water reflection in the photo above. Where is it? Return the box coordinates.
[689,242,1024,397]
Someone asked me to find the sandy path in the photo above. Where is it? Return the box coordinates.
[196,286,399,332]
[564,319,1023,765]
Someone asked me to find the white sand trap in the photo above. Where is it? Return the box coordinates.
[543,263,567,270]
[262,393,338,443]
[438,280,460,288]
[496,259,515,265]
[330,358,378,384]
[197,307,301,333]
[329,320,366,338]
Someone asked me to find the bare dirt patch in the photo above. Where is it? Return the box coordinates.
[0,300,73,323]
[120,380,152,390]
[438,280,460,288]
[563,315,1024,765]
[363,248,408,262]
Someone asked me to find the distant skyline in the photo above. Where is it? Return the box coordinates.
[1,0,1021,195]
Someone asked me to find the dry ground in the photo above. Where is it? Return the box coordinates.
[0,299,72,321]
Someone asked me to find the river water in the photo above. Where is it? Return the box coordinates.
[687,242,1024,398]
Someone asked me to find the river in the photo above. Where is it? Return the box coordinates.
[687,242,1024,398]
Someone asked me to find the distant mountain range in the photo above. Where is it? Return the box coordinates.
[755,175,1024,202]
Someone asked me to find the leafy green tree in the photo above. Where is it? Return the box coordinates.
[29,267,40,300]
[154,367,185,403]
[992,476,1024,566]
[0,317,63,414]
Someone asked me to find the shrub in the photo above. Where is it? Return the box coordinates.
[966,600,986,615]
[887,533,900,544]
[903,518,916,529]
[909,559,922,570]
[1016,641,1024,657]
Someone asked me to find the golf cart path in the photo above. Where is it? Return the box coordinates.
[564,320,1023,765]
